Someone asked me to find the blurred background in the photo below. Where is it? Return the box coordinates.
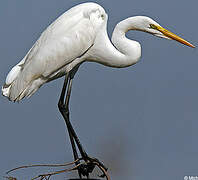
[0,0,197,180]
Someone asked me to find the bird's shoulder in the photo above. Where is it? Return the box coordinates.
[22,3,107,65]
[43,2,107,41]
[18,3,107,79]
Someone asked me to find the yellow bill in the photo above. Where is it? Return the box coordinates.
[154,25,195,48]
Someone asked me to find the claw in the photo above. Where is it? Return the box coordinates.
[76,156,110,179]
[78,163,95,177]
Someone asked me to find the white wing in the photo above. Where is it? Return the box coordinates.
[2,2,106,101]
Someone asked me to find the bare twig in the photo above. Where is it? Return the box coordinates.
[6,159,80,174]
[31,163,81,180]
[5,158,111,180]
[93,162,110,180]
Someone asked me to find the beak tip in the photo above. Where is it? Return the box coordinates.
[183,42,195,48]
[189,43,196,48]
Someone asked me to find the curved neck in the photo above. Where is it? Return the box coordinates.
[89,16,141,68]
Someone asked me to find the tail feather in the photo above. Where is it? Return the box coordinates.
[14,78,44,102]
[2,84,11,99]
[2,61,45,102]
[2,63,23,101]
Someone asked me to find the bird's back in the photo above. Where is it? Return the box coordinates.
[2,2,106,102]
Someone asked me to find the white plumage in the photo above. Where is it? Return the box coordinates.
[2,3,104,101]
[2,2,194,102]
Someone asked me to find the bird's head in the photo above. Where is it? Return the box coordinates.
[132,16,195,48]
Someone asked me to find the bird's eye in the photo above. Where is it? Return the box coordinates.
[149,24,157,29]
[101,14,105,19]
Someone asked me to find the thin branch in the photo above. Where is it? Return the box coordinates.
[5,158,111,180]
[93,162,110,180]
[6,159,80,174]
[31,163,81,180]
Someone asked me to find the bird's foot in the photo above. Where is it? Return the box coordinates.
[78,162,95,177]
[77,156,109,179]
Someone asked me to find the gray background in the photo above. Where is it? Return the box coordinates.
[0,0,197,180]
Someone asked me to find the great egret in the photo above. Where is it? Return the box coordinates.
[2,2,195,178]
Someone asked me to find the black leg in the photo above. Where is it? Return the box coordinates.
[58,74,82,178]
[58,74,88,160]
[58,73,108,178]
[58,73,91,178]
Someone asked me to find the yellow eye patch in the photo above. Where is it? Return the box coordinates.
[150,24,158,29]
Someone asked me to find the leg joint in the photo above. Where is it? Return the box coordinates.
[58,102,70,116]
[58,101,64,111]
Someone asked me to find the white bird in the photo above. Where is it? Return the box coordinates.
[2,2,195,179]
